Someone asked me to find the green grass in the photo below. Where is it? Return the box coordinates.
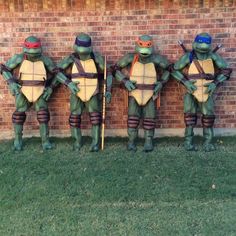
[0,136,236,236]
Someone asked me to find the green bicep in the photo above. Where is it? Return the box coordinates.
[174,53,191,70]
[41,56,56,73]
[93,52,104,71]
[153,54,169,69]
[211,53,228,69]
[58,56,74,70]
[117,53,134,68]
[5,54,24,69]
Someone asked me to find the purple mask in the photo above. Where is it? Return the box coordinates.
[75,37,91,47]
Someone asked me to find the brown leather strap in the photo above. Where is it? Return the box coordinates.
[135,84,155,90]
[21,80,45,86]
[193,59,205,74]
[72,55,86,74]
[187,73,214,80]
[71,72,98,79]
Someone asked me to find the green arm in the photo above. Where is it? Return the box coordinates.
[93,52,113,93]
[211,52,232,85]
[114,53,134,82]
[171,52,191,83]
[1,54,24,83]
[55,56,74,85]
[93,52,104,72]
[153,54,170,84]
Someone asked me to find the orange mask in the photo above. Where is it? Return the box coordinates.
[136,39,153,48]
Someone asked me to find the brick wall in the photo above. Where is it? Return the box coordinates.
[0,0,235,138]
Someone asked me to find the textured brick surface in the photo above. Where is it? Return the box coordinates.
[0,0,235,137]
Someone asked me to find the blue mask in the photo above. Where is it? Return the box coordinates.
[194,35,212,44]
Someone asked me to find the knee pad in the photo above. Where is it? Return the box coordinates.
[127,116,139,129]
[89,112,101,125]
[37,109,50,124]
[69,114,81,128]
[184,113,197,127]
[202,115,215,128]
[143,118,156,130]
[12,111,26,125]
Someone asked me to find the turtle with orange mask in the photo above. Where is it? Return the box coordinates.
[0,36,79,151]
[113,35,170,152]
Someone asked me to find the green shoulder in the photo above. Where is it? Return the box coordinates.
[210,52,228,69]
[41,55,56,73]
[5,53,24,69]
[57,55,74,70]
[117,53,135,68]
[93,52,104,71]
[174,52,191,70]
[152,54,169,69]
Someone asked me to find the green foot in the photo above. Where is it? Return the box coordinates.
[13,141,23,151]
[42,141,53,150]
[143,139,154,152]
[90,144,99,152]
[184,142,198,151]
[203,142,216,152]
[127,142,137,152]
[73,142,82,151]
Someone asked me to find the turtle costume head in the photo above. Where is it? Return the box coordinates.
[135,35,154,58]
[193,33,212,54]
[23,36,42,58]
[73,33,92,55]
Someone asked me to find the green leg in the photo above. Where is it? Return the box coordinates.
[127,97,141,152]
[13,124,24,151]
[127,128,138,151]
[90,125,100,152]
[184,126,197,151]
[201,96,216,152]
[13,93,29,151]
[203,127,215,152]
[70,94,83,151]
[39,123,53,150]
[143,98,156,152]
[87,95,101,152]
[183,93,198,151]
[35,96,53,150]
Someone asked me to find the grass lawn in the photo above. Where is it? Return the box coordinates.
[0,136,236,236]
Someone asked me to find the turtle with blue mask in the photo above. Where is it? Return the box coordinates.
[172,33,232,152]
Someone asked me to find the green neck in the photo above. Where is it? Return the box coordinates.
[138,55,152,64]
[194,51,210,60]
[77,53,91,61]
[25,54,41,62]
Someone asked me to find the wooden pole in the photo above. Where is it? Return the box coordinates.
[101,56,106,150]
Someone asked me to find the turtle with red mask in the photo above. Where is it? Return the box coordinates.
[112,35,170,152]
[0,36,79,151]
[172,33,232,151]
[56,33,112,152]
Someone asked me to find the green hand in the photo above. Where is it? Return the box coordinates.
[105,91,112,104]
[204,82,217,96]
[68,81,80,94]
[154,81,163,96]
[42,87,53,101]
[125,80,136,91]
[9,82,21,96]
[184,80,197,94]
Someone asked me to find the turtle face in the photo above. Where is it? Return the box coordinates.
[74,33,92,56]
[135,35,154,58]
[193,33,212,54]
[23,36,42,57]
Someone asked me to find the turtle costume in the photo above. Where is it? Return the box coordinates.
[56,33,112,152]
[113,35,170,152]
[0,36,79,151]
[172,33,232,151]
